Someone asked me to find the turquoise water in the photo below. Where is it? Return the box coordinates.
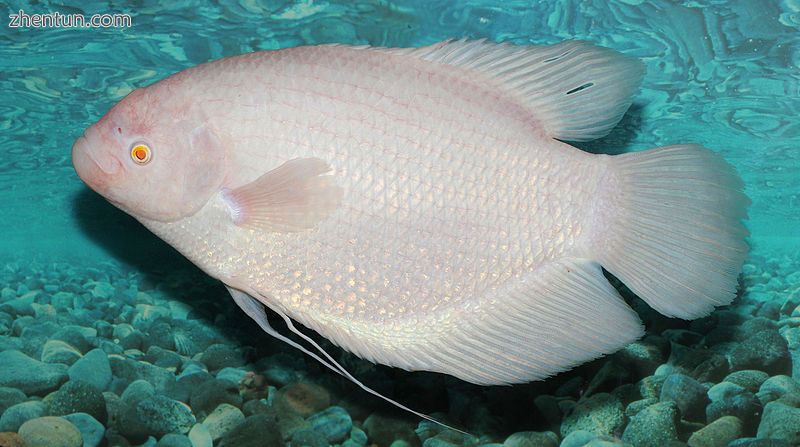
[1,0,799,446]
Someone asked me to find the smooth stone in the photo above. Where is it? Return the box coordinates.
[686,415,742,447]
[0,401,46,432]
[188,378,241,418]
[63,412,105,447]
[307,406,353,443]
[68,349,112,391]
[45,380,108,424]
[41,340,83,365]
[363,413,418,447]
[756,399,800,444]
[197,344,245,371]
[728,438,793,446]
[706,382,759,428]
[660,373,709,421]
[756,375,800,405]
[723,370,770,393]
[188,423,213,447]
[51,326,94,353]
[349,426,368,447]
[621,401,679,447]
[291,428,329,447]
[157,433,193,447]
[274,382,330,418]
[560,393,624,437]
[0,432,25,447]
[109,355,176,396]
[121,379,156,406]
[119,395,196,441]
[0,350,68,395]
[201,403,245,441]
[625,398,658,418]
[217,413,283,447]
[503,431,559,447]
[729,330,790,375]
[18,416,83,447]
[559,430,618,447]
[0,387,27,414]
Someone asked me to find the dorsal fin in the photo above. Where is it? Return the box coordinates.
[384,39,645,142]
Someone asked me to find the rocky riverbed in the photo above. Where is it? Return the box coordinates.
[0,252,798,447]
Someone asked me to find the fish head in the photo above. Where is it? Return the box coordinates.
[73,86,227,222]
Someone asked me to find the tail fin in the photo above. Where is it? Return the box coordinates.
[595,145,749,319]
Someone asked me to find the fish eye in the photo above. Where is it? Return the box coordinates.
[130,143,152,165]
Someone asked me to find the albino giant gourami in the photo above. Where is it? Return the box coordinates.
[73,39,749,409]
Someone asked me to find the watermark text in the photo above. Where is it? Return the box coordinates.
[8,9,132,29]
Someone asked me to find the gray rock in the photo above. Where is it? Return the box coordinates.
[614,338,665,376]
[201,403,245,441]
[218,413,283,447]
[559,430,618,447]
[625,398,658,418]
[660,373,709,421]
[0,350,68,395]
[503,431,558,447]
[724,370,770,393]
[189,378,242,417]
[0,400,46,432]
[560,393,625,437]
[756,399,800,444]
[729,330,790,375]
[0,386,27,414]
[18,416,83,447]
[109,355,177,396]
[68,349,112,391]
[121,379,156,405]
[363,413,418,447]
[307,406,353,443]
[756,375,800,405]
[45,380,108,424]
[188,423,213,447]
[63,412,105,447]
[706,382,760,428]
[157,433,194,447]
[51,326,94,353]
[291,428,329,447]
[197,344,245,371]
[41,340,83,365]
[621,401,679,447]
[686,415,742,447]
[119,395,196,441]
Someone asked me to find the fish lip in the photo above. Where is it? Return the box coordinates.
[72,135,121,192]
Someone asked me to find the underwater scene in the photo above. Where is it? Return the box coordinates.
[2,0,800,446]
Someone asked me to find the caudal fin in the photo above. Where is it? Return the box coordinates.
[596,145,749,319]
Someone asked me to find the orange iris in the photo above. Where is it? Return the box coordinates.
[131,144,151,164]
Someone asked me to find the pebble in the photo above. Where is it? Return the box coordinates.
[0,432,25,447]
[0,350,68,395]
[660,373,709,421]
[68,348,112,391]
[503,430,559,447]
[723,370,770,393]
[363,413,418,447]
[201,403,245,441]
[706,382,760,428]
[274,382,331,417]
[189,378,242,417]
[44,380,108,424]
[119,395,196,441]
[756,399,800,444]
[40,339,83,365]
[621,401,679,447]
[197,344,245,371]
[217,413,283,447]
[157,433,194,447]
[62,412,105,447]
[728,330,790,375]
[0,400,46,432]
[756,375,800,405]
[291,428,329,447]
[188,423,213,447]
[18,416,83,447]
[560,393,624,437]
[687,415,743,447]
[0,387,26,414]
[307,406,353,443]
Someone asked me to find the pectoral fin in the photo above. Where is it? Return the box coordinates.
[222,157,342,232]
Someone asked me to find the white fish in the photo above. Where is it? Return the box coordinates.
[72,39,748,418]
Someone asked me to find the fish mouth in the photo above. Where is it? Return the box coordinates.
[72,134,121,194]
